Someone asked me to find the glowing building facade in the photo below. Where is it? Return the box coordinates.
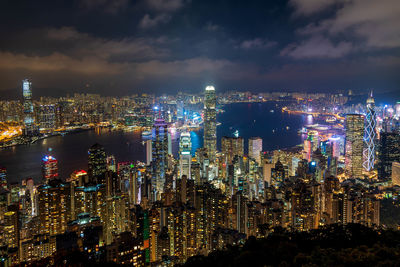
[88,143,107,183]
[22,79,35,136]
[221,136,244,165]
[248,137,262,165]
[345,114,365,178]
[203,86,217,162]
[363,92,376,171]
[42,156,59,180]
[179,131,192,179]
[152,118,168,199]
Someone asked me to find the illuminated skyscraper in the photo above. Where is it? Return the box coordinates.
[377,132,400,179]
[345,114,365,178]
[88,143,107,183]
[42,155,59,180]
[152,118,168,199]
[363,92,376,171]
[203,86,217,162]
[248,137,262,165]
[145,139,152,166]
[179,131,192,179]
[38,104,56,131]
[221,136,244,164]
[22,79,35,136]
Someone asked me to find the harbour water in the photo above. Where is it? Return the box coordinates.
[0,102,307,183]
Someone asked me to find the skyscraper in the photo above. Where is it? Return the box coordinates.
[42,155,59,180]
[145,139,152,166]
[152,118,168,199]
[179,131,192,179]
[88,143,107,183]
[248,137,262,165]
[377,132,400,179]
[221,136,244,164]
[363,92,376,171]
[22,79,35,136]
[38,104,56,131]
[203,86,217,162]
[345,114,365,178]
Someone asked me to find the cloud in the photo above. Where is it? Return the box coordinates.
[46,27,169,60]
[145,0,186,12]
[238,38,277,50]
[205,22,221,32]
[293,0,400,50]
[289,0,343,15]
[139,14,172,29]
[79,0,129,14]
[281,36,352,59]
[0,51,124,75]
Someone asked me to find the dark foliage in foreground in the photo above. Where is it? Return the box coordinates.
[182,224,400,267]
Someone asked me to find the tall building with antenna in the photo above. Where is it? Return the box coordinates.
[203,86,217,162]
[363,91,376,171]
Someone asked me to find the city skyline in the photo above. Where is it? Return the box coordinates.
[1,1,400,266]
[0,0,400,97]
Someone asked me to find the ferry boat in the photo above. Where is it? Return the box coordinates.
[141,131,152,137]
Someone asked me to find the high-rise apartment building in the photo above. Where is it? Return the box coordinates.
[363,92,376,171]
[345,114,365,178]
[203,86,217,162]
[248,137,262,165]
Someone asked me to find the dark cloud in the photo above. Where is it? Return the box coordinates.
[79,0,129,14]
[0,0,399,95]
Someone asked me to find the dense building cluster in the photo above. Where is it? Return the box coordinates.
[0,82,400,266]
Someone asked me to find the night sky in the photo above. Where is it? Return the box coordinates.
[0,0,399,96]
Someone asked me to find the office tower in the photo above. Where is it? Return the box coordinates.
[329,136,341,159]
[303,139,312,161]
[248,137,262,165]
[203,86,217,162]
[0,167,6,189]
[88,143,107,183]
[345,114,365,178]
[152,118,168,199]
[392,162,400,186]
[377,132,400,179]
[179,132,192,179]
[22,79,35,136]
[38,104,56,131]
[146,139,152,166]
[221,136,244,164]
[42,155,58,180]
[363,92,376,171]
